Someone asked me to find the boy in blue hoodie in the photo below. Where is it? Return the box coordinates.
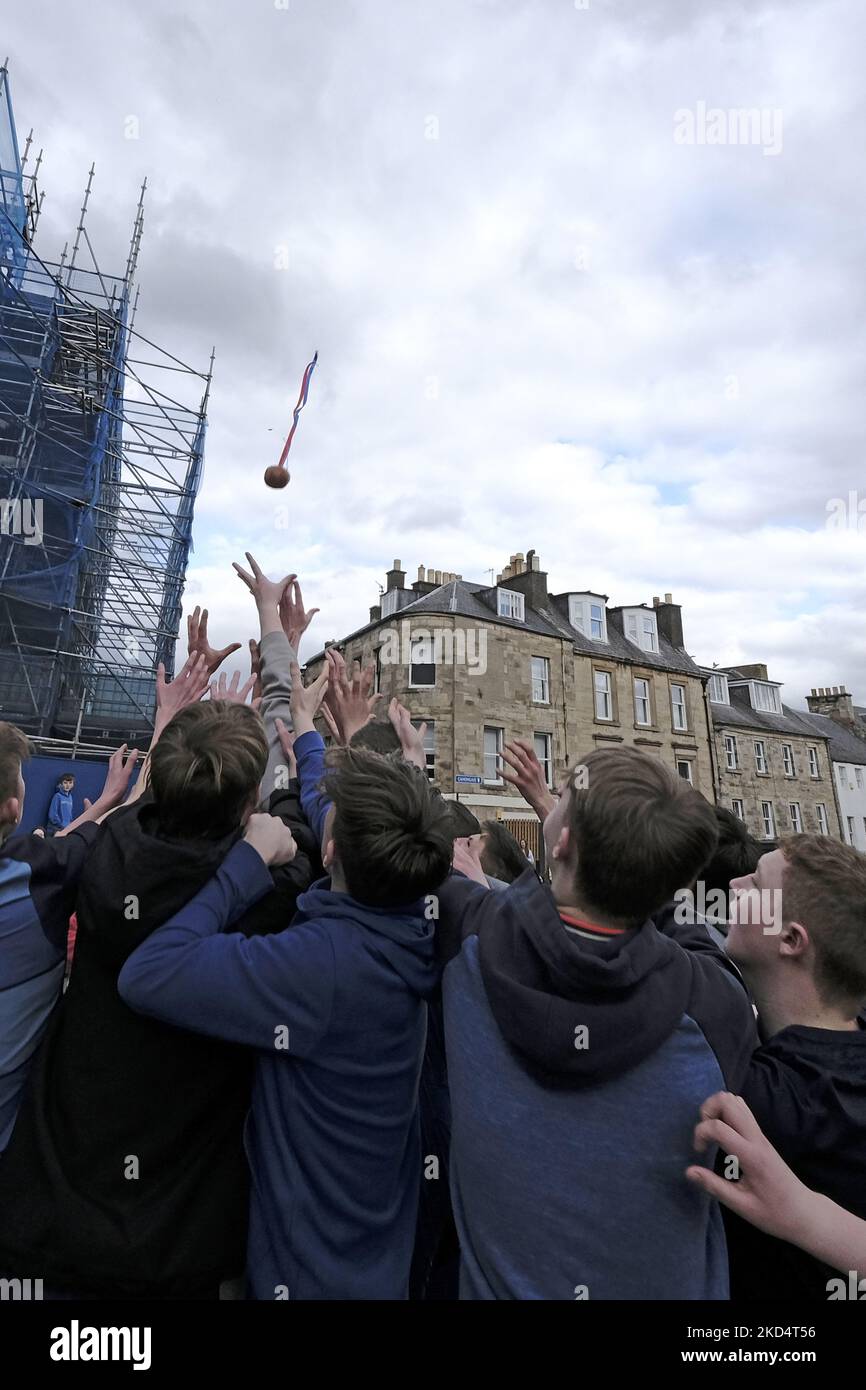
[119,657,454,1300]
[435,743,758,1300]
[45,774,75,836]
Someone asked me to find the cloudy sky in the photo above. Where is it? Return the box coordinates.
[6,0,866,705]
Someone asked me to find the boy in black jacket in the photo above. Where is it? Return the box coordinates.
[724,834,866,1300]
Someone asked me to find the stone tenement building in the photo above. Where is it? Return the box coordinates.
[799,687,866,851]
[703,665,842,844]
[305,551,716,849]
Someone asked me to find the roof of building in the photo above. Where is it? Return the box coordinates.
[708,696,833,741]
[308,578,702,677]
[794,710,866,766]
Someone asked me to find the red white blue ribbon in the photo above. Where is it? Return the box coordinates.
[277,351,318,470]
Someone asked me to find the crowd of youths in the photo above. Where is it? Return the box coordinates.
[0,555,864,1301]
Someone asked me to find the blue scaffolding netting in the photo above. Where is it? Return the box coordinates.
[0,65,212,743]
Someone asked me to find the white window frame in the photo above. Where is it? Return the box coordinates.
[483,726,504,783]
[624,608,658,653]
[533,732,553,788]
[633,677,651,726]
[857,767,864,790]
[707,673,729,704]
[497,588,525,621]
[409,634,436,688]
[789,802,802,833]
[412,719,436,782]
[676,759,693,785]
[837,763,848,786]
[816,803,829,835]
[808,746,819,778]
[760,801,776,840]
[782,743,795,777]
[568,594,608,643]
[751,681,782,715]
[531,656,550,705]
[594,669,613,722]
[731,798,745,821]
[846,816,856,845]
[724,734,739,771]
[670,683,687,732]
[754,740,767,774]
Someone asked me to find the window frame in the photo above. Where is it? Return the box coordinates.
[782,743,795,777]
[808,746,820,778]
[633,676,651,727]
[816,803,829,835]
[731,798,745,821]
[593,668,613,722]
[531,655,550,705]
[670,682,688,732]
[760,800,776,840]
[788,802,802,833]
[707,673,729,704]
[483,725,504,784]
[754,739,768,775]
[533,732,553,788]
[497,588,525,622]
[676,759,693,785]
[723,734,739,771]
[408,634,436,688]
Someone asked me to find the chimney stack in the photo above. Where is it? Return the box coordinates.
[385,559,405,592]
[806,685,859,729]
[655,593,685,650]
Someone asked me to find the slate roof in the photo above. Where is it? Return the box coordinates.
[794,711,866,766]
[309,579,702,677]
[708,696,832,741]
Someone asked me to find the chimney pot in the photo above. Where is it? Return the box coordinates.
[652,596,660,608]
[664,592,673,604]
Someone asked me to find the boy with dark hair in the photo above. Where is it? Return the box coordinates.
[435,742,757,1299]
[723,834,866,1299]
[0,725,137,1153]
[45,773,75,836]
[0,607,316,1299]
[119,662,453,1299]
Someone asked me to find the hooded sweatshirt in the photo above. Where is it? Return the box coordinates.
[46,783,74,832]
[0,824,100,1152]
[436,870,758,1301]
[119,844,438,1300]
[0,791,316,1298]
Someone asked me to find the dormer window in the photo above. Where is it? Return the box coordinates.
[707,673,729,704]
[750,681,782,715]
[497,588,524,621]
[623,608,658,654]
[568,593,608,643]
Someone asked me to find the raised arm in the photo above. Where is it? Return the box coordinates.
[118,815,335,1055]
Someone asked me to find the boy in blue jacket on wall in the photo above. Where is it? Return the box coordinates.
[119,659,454,1300]
[45,774,75,836]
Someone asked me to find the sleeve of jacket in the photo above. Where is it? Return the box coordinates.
[46,792,63,828]
[118,839,335,1055]
[434,870,507,967]
[4,823,102,949]
[293,729,331,846]
[258,628,298,805]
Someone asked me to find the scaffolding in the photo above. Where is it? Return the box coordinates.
[0,63,212,746]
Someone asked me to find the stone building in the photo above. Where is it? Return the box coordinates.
[305,550,716,849]
[800,687,866,851]
[704,664,842,844]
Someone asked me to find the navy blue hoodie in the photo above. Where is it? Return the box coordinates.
[436,870,758,1300]
[119,842,437,1300]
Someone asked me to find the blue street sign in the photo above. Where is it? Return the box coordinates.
[455,774,482,784]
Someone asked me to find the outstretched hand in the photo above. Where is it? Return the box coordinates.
[156,652,210,726]
[501,738,556,821]
[686,1092,812,1243]
[387,698,427,772]
[233,553,295,612]
[187,606,241,675]
[323,648,382,744]
[209,670,259,707]
[280,577,319,656]
[289,660,329,736]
